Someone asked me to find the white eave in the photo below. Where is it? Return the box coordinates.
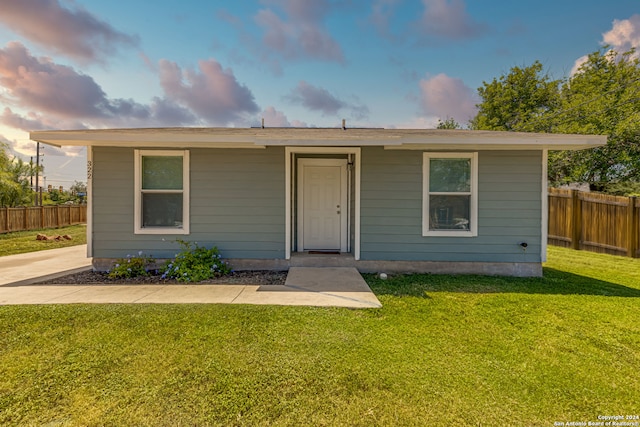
[30,127,607,151]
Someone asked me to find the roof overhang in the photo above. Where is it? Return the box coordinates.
[30,127,607,151]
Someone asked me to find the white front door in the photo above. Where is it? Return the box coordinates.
[297,159,348,251]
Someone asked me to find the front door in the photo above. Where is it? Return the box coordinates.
[297,159,348,251]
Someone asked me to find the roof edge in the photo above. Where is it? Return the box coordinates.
[30,127,607,151]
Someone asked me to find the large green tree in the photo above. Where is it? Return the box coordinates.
[470,61,560,132]
[471,49,640,188]
[0,143,38,207]
[549,49,640,186]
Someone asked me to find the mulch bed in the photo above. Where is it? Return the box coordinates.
[35,270,288,286]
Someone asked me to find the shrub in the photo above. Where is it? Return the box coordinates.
[161,240,232,283]
[602,181,640,197]
[108,251,155,279]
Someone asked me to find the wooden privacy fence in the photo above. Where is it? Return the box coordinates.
[548,188,639,258]
[0,205,87,234]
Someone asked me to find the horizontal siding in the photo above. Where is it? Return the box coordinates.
[92,145,543,264]
[92,147,285,259]
[360,147,542,262]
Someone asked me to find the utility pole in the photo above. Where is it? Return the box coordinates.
[35,143,40,206]
[30,156,34,206]
[34,142,44,206]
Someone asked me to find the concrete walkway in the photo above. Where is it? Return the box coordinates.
[0,245,92,286]
[0,247,381,308]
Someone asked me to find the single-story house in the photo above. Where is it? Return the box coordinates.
[31,127,606,277]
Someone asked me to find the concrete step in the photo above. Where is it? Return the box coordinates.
[257,267,382,308]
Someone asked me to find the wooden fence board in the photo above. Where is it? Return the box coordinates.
[0,205,87,234]
[548,188,638,258]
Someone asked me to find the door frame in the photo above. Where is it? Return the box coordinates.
[297,158,348,252]
[285,147,361,260]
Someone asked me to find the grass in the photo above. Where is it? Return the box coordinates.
[0,224,87,256]
[0,246,639,425]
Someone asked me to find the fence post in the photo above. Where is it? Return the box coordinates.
[571,189,581,250]
[3,207,8,232]
[40,206,45,228]
[23,207,28,231]
[628,196,638,258]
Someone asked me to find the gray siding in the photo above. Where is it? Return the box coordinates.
[92,147,285,259]
[92,145,543,265]
[360,147,543,262]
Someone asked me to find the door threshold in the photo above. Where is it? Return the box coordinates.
[307,250,341,255]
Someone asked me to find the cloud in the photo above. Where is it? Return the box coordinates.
[0,42,151,123]
[0,42,258,130]
[0,0,138,64]
[571,15,640,75]
[158,59,259,126]
[570,55,590,76]
[417,0,488,41]
[368,0,400,39]
[255,0,345,63]
[259,106,310,128]
[419,73,477,123]
[286,81,370,120]
[392,116,440,129]
[261,106,291,127]
[148,97,198,127]
[286,81,345,115]
[602,14,640,53]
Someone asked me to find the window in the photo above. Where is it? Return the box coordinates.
[423,152,478,237]
[135,150,189,234]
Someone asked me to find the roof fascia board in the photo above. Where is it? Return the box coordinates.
[30,128,607,151]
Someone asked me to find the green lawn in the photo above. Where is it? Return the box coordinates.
[0,246,639,426]
[0,224,87,256]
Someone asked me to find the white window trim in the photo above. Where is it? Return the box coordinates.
[422,152,478,237]
[134,149,190,235]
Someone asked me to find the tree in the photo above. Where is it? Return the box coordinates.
[0,143,39,207]
[436,117,462,129]
[70,181,87,196]
[470,61,560,132]
[471,49,640,188]
[549,48,640,186]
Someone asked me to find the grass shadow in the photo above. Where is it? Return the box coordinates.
[364,268,640,298]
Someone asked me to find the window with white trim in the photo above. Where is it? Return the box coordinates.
[423,152,478,237]
[134,150,189,234]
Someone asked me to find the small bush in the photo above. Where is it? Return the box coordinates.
[602,181,640,197]
[161,240,232,283]
[108,251,155,279]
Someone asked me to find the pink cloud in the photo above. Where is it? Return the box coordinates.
[417,0,488,41]
[571,15,640,75]
[419,73,477,123]
[603,14,640,54]
[0,0,138,64]
[259,106,309,128]
[158,59,259,125]
[0,42,254,130]
[261,106,291,127]
[254,0,344,64]
[0,42,148,121]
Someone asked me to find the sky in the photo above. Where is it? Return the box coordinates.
[0,0,639,189]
